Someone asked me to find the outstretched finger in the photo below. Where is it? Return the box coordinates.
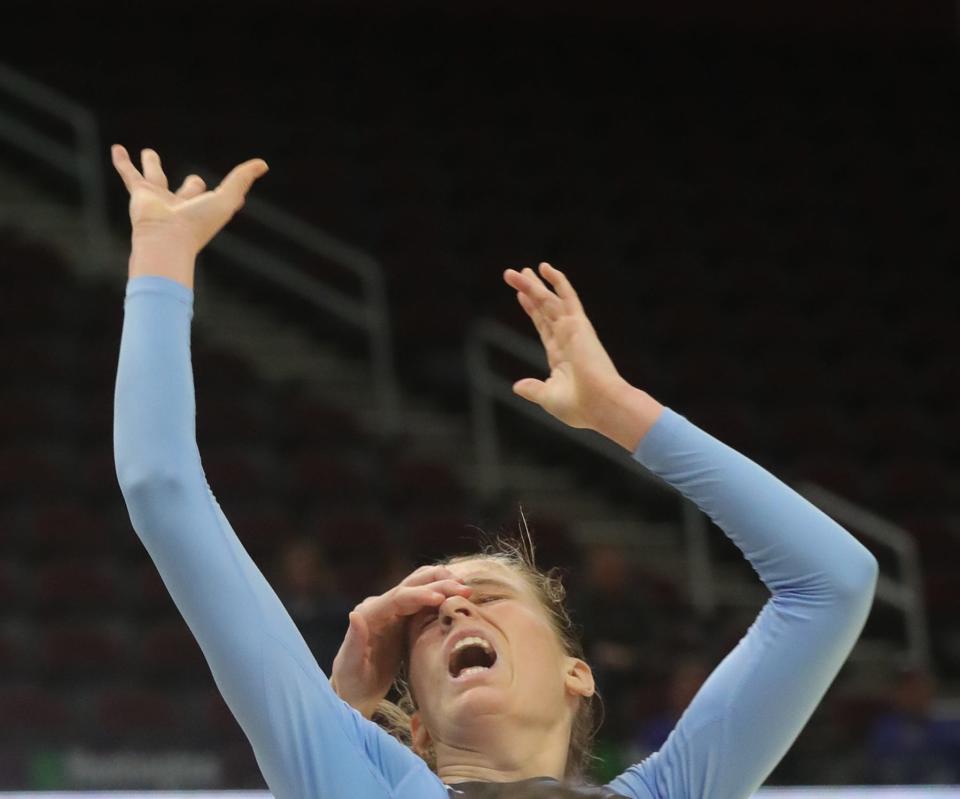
[521,267,562,321]
[215,158,269,209]
[394,581,472,614]
[141,148,169,190]
[503,267,560,320]
[175,174,206,200]
[538,262,584,315]
[400,564,463,588]
[110,144,144,193]
[517,290,554,347]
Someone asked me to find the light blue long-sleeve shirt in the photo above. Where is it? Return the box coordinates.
[114,274,878,799]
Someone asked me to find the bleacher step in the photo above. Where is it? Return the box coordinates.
[6,169,869,672]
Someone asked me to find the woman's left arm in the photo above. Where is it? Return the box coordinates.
[606,404,877,799]
[505,263,878,799]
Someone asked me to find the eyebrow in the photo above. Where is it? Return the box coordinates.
[409,576,521,637]
[461,577,519,593]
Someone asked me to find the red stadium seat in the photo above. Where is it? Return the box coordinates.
[193,346,256,391]
[229,505,302,555]
[0,389,72,445]
[195,393,275,445]
[406,513,480,562]
[130,562,177,616]
[835,356,912,404]
[517,515,581,574]
[387,457,465,512]
[0,335,74,386]
[287,452,373,506]
[28,503,113,556]
[316,513,391,554]
[204,688,246,741]
[791,453,870,502]
[0,508,22,557]
[139,619,208,678]
[39,621,129,674]
[763,405,852,457]
[0,685,69,733]
[0,622,34,677]
[74,446,121,503]
[683,402,759,452]
[849,405,934,458]
[316,513,394,595]
[35,559,122,612]
[873,456,949,511]
[898,514,960,563]
[669,352,751,403]
[96,686,181,737]
[200,446,270,501]
[924,568,957,619]
[0,447,69,500]
[275,394,365,448]
[0,561,22,607]
[748,354,830,405]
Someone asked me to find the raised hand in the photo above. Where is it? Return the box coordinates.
[503,262,632,431]
[111,145,269,287]
[330,565,472,719]
[504,262,664,450]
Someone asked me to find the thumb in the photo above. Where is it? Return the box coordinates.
[347,610,369,646]
[513,378,546,405]
[215,158,269,210]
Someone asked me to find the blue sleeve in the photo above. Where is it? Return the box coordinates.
[113,276,445,799]
[605,407,878,799]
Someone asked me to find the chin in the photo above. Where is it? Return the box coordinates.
[446,685,510,720]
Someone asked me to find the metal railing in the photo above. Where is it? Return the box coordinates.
[0,61,400,436]
[465,317,718,615]
[0,61,107,259]
[467,316,930,669]
[797,482,931,670]
[185,169,401,434]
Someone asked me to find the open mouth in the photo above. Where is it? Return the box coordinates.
[448,636,498,679]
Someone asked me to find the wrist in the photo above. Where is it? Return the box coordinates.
[129,230,197,290]
[330,677,381,720]
[591,380,664,453]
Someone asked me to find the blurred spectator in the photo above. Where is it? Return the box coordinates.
[625,655,710,761]
[378,550,419,594]
[863,665,960,784]
[273,537,353,673]
[571,543,659,737]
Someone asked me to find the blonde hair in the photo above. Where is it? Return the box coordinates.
[372,508,605,783]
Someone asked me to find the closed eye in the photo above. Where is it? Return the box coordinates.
[475,594,503,604]
[417,595,504,632]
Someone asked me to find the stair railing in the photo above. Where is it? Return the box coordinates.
[467,316,930,670]
[0,61,108,261]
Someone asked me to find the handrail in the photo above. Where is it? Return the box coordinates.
[465,317,717,615]
[796,482,931,670]
[0,61,107,260]
[185,167,401,434]
[467,316,930,665]
[0,60,401,438]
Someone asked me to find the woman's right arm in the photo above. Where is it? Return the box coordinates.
[111,146,443,799]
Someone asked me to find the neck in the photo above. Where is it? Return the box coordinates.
[434,714,570,785]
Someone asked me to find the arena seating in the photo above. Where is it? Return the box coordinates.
[1,35,958,785]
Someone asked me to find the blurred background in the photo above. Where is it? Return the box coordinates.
[0,0,958,791]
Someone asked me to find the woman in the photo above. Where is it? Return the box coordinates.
[112,145,878,799]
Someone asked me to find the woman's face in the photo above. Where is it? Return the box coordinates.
[405,558,592,753]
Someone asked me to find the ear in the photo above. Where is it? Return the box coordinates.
[410,709,432,756]
[564,656,595,699]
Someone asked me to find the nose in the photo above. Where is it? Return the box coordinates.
[439,594,475,626]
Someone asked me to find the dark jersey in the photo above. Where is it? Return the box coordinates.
[446,777,627,798]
